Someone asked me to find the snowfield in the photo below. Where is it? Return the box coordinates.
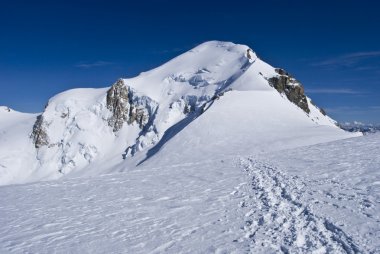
[0,134,379,253]
[0,41,377,253]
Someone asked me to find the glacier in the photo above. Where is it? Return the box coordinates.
[0,41,377,253]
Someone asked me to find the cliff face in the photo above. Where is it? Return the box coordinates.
[31,115,49,148]
[106,79,156,132]
[268,68,310,114]
[106,79,130,132]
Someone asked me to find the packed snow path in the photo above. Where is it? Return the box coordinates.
[262,134,380,253]
[238,158,362,253]
[0,134,379,253]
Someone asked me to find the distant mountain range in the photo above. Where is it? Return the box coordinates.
[340,122,380,134]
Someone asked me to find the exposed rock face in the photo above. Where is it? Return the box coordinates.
[319,108,327,116]
[274,68,289,76]
[127,105,149,128]
[106,79,152,132]
[246,49,253,60]
[31,115,49,148]
[268,68,310,114]
[106,79,130,132]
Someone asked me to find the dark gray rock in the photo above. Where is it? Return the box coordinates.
[106,79,151,131]
[274,68,289,76]
[268,70,310,114]
[128,105,148,128]
[31,115,49,148]
[247,49,253,60]
[183,103,193,114]
[319,108,327,116]
[106,79,130,131]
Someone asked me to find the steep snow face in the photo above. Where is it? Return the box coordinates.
[0,41,360,185]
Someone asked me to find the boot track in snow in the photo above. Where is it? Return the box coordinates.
[236,157,361,253]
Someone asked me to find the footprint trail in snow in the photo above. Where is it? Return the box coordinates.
[236,157,362,254]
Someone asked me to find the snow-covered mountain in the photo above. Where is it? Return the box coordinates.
[0,41,360,185]
[340,121,380,134]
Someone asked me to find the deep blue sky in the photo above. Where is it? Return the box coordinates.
[1,0,379,123]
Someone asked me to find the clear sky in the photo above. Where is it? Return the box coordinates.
[1,0,379,123]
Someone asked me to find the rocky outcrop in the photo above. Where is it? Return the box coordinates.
[268,68,310,114]
[31,115,49,148]
[319,108,327,116]
[106,79,130,132]
[127,105,149,128]
[274,68,289,76]
[106,79,153,132]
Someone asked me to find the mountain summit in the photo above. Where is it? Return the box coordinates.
[0,41,360,185]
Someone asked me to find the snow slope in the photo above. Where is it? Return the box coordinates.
[128,91,357,169]
[0,134,378,253]
[0,41,359,185]
[0,107,39,184]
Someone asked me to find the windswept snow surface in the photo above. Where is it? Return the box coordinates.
[0,134,379,253]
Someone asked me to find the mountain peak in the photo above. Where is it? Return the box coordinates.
[191,40,248,51]
[0,41,360,185]
[123,41,257,102]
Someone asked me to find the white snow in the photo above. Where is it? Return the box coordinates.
[125,90,356,169]
[0,107,39,185]
[261,134,380,253]
[0,41,360,185]
[0,40,375,253]
[0,134,378,253]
